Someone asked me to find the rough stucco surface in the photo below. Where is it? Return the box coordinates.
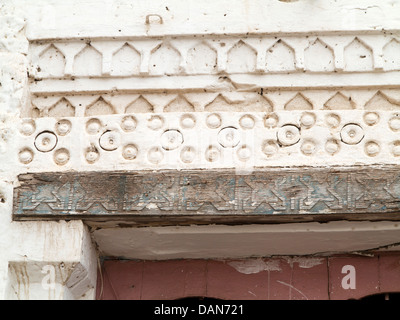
[1,0,400,299]
[19,0,400,38]
[0,1,97,300]
[92,221,400,260]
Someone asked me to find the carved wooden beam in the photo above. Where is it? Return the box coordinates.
[13,167,400,224]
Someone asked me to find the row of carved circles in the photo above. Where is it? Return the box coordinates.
[17,111,400,165]
[82,143,253,165]
[18,146,70,166]
[273,122,392,157]
[263,138,392,157]
[20,119,72,137]
[89,123,395,163]
[84,139,399,166]
[325,111,400,130]
[20,111,400,138]
[86,115,194,134]
[115,112,400,132]
[20,136,397,167]
[85,113,317,133]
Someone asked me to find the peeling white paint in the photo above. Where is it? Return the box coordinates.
[284,257,324,269]
[227,258,281,274]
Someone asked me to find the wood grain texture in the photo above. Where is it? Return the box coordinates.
[13,166,400,224]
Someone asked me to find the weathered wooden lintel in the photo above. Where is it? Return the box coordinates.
[13,166,400,225]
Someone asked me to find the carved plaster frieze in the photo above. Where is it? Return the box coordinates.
[26,89,400,118]
[14,110,400,172]
[29,34,400,79]
[26,33,400,98]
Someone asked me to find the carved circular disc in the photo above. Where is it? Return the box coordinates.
[20,119,36,136]
[148,147,164,164]
[85,146,100,163]
[365,141,380,157]
[206,114,222,129]
[262,140,279,157]
[180,146,195,163]
[363,112,379,126]
[237,145,251,161]
[19,148,34,164]
[325,113,341,129]
[86,118,102,135]
[54,148,70,165]
[205,146,220,162]
[389,116,400,132]
[325,139,340,155]
[239,115,255,129]
[392,141,400,157]
[148,115,164,130]
[161,130,183,151]
[301,140,316,155]
[180,114,196,129]
[99,131,121,151]
[122,144,138,160]
[300,112,316,128]
[340,124,364,145]
[264,113,279,129]
[55,119,72,136]
[121,116,137,132]
[277,125,300,146]
[34,131,58,152]
[218,127,240,148]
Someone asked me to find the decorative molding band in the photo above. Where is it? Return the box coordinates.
[15,111,400,172]
[29,34,400,81]
[26,89,400,118]
[13,167,400,219]
[28,72,400,96]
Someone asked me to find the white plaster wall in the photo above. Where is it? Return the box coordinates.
[19,0,400,39]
